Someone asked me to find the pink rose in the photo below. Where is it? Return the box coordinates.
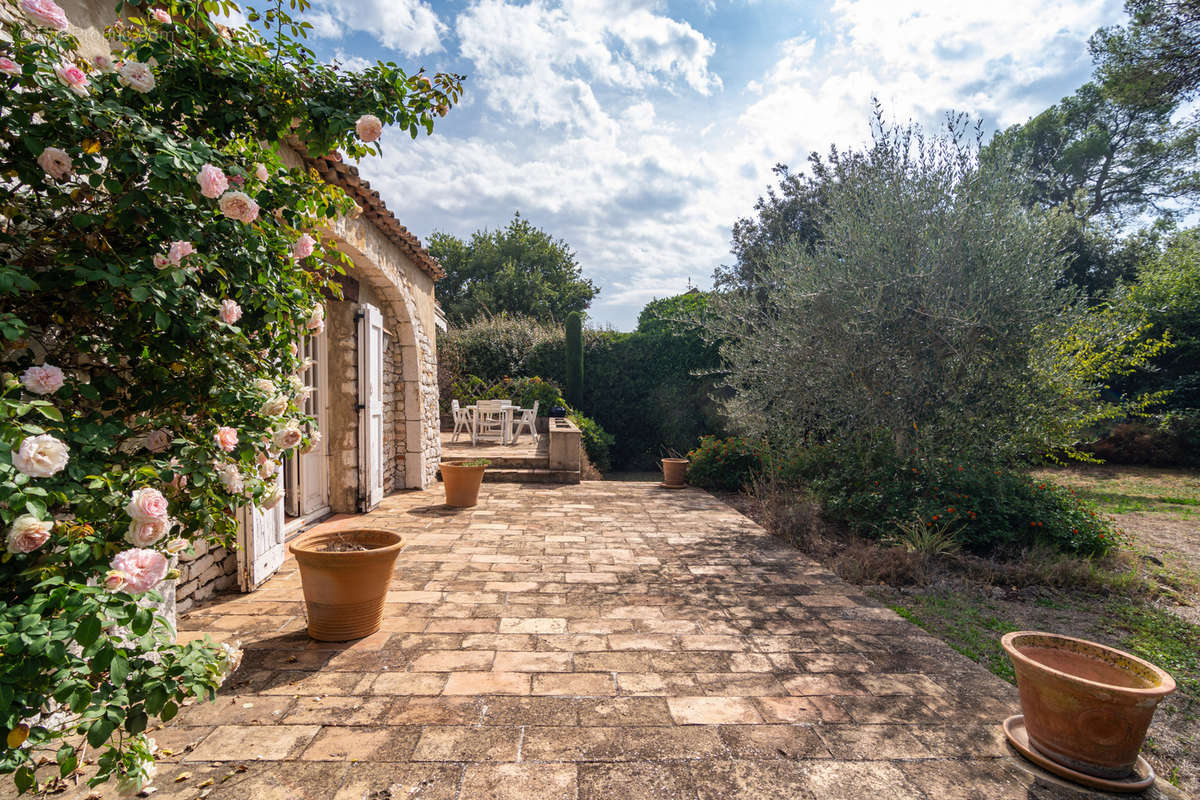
[305,304,325,333]
[126,516,173,547]
[91,54,116,73]
[0,57,20,77]
[150,7,171,23]
[196,164,228,199]
[109,548,168,594]
[118,60,155,93]
[167,458,187,491]
[103,570,128,591]
[19,0,68,30]
[164,537,188,555]
[125,487,169,521]
[13,434,69,478]
[293,233,316,260]
[272,421,303,450]
[214,426,238,452]
[153,254,169,269]
[144,429,171,453]
[416,75,433,92]
[37,147,72,181]
[218,191,259,223]
[20,363,64,395]
[218,299,242,325]
[214,462,244,494]
[254,163,269,181]
[167,240,195,265]
[229,174,244,186]
[55,62,89,96]
[6,515,52,554]
[355,114,383,143]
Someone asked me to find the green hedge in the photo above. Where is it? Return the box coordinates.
[440,314,725,470]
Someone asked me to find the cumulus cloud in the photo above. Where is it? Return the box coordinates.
[349,0,1122,328]
[456,0,719,129]
[308,0,445,55]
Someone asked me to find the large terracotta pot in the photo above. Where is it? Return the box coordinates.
[440,460,487,507]
[1001,631,1175,779]
[661,458,688,487]
[290,528,404,642]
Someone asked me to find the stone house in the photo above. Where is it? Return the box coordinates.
[63,0,445,610]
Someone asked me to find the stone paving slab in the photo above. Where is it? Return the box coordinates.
[10,483,1187,799]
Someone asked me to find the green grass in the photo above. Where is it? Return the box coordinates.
[1071,488,1200,519]
[885,591,1021,683]
[1101,601,1200,704]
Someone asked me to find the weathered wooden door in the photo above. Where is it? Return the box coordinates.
[358,303,385,511]
[237,465,285,590]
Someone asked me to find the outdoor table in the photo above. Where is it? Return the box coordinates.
[464,404,527,445]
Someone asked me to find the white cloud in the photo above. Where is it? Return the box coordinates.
[455,0,719,129]
[309,0,445,55]
[349,0,1125,328]
[330,49,373,72]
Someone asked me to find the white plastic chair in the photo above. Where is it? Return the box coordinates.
[512,400,539,444]
[474,399,508,445]
[451,399,473,443]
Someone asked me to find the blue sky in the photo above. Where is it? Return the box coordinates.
[285,0,1127,329]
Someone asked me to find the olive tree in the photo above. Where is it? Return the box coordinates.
[705,113,1159,467]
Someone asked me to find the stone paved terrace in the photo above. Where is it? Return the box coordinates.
[22,483,1187,799]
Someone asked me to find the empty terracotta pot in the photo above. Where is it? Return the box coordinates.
[661,458,688,487]
[290,528,404,642]
[1001,631,1175,779]
[440,460,487,507]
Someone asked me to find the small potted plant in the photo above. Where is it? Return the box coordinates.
[440,458,490,507]
[289,528,405,641]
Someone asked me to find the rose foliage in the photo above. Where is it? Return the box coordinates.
[0,0,461,791]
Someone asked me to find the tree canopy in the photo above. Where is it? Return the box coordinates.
[427,213,598,324]
[1091,0,1200,108]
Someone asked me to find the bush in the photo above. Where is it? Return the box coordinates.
[449,375,566,415]
[686,436,764,491]
[795,442,1120,556]
[441,307,725,470]
[569,411,614,472]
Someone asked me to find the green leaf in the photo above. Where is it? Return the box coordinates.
[14,765,34,793]
[130,608,152,636]
[86,716,114,748]
[110,652,129,684]
[56,744,78,777]
[35,405,62,422]
[74,615,101,647]
[125,706,147,735]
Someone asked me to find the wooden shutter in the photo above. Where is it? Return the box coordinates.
[237,465,285,590]
[358,303,385,511]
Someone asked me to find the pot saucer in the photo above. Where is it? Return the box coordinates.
[657,482,687,490]
[1002,715,1155,793]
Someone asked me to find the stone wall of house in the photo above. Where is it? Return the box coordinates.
[322,210,441,490]
[327,300,360,513]
[175,541,238,614]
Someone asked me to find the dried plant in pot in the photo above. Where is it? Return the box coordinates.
[1001,631,1175,783]
[289,528,405,641]
[659,447,688,488]
[440,458,490,507]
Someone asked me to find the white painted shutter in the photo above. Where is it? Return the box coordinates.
[237,465,285,590]
[358,303,385,511]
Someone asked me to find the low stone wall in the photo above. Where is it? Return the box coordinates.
[176,541,238,613]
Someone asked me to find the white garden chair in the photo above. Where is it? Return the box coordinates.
[474,399,508,445]
[512,400,539,444]
[450,399,473,443]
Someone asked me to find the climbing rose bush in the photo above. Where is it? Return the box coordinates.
[0,0,462,792]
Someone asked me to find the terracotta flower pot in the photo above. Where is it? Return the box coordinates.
[440,460,487,507]
[289,528,404,642]
[661,458,688,487]
[1001,631,1175,779]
